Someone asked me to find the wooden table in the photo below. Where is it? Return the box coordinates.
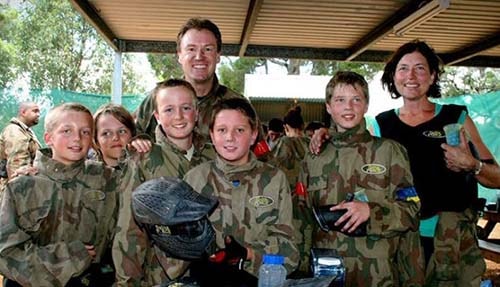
[479,210,500,262]
[482,210,500,240]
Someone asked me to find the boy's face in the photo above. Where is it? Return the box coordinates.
[154,86,198,142]
[326,83,368,132]
[210,109,257,166]
[44,111,93,165]
[96,114,132,164]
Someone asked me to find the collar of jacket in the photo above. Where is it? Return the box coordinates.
[214,152,258,177]
[34,148,86,180]
[328,118,371,148]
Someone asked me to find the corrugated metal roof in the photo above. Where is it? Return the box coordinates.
[70,0,500,67]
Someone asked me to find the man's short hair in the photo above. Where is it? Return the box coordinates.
[44,103,92,133]
[176,18,222,53]
[268,118,284,133]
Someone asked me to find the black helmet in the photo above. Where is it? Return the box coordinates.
[132,176,218,260]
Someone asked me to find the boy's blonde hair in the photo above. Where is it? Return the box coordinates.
[44,103,93,133]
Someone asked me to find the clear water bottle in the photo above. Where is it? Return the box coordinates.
[258,254,287,287]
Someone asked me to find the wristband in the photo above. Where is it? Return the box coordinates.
[474,160,484,175]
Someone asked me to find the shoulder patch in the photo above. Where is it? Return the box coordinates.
[422,130,445,139]
[396,186,420,203]
[249,195,274,208]
[361,164,386,175]
[84,190,106,201]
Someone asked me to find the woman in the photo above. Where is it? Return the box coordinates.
[374,40,499,286]
[93,103,136,167]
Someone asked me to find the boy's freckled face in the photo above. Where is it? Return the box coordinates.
[154,86,197,142]
[210,109,257,166]
[44,111,93,165]
[326,83,368,132]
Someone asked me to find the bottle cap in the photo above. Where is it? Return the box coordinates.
[263,254,284,265]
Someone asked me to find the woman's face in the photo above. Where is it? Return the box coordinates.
[394,51,435,101]
[96,114,132,166]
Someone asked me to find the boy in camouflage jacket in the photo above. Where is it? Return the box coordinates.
[184,98,299,279]
[0,103,120,286]
[112,79,215,286]
[298,72,424,286]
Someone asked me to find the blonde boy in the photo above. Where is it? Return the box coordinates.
[0,103,119,286]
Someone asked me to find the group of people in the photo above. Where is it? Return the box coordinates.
[0,16,498,287]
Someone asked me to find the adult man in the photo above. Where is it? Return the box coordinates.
[135,18,242,140]
[0,101,41,191]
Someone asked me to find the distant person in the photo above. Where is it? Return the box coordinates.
[266,117,284,150]
[93,103,136,168]
[304,121,325,138]
[0,103,119,286]
[300,71,423,286]
[269,106,311,275]
[184,98,299,285]
[0,101,41,192]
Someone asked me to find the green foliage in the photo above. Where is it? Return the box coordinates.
[441,67,500,97]
[218,57,266,94]
[147,53,183,81]
[310,60,383,81]
[0,5,19,87]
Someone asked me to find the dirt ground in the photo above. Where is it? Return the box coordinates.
[0,221,498,285]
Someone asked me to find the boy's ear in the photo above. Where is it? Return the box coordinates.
[43,132,52,146]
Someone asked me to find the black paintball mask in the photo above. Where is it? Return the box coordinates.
[132,176,219,260]
[313,205,367,237]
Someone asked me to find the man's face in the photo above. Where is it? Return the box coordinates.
[23,104,41,127]
[177,28,221,87]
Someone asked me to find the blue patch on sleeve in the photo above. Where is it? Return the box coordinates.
[396,186,420,202]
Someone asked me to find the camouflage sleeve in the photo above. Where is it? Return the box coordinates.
[396,229,425,286]
[367,142,421,237]
[112,161,150,286]
[246,173,299,275]
[294,158,314,273]
[0,184,91,286]
[134,93,156,138]
[3,126,33,178]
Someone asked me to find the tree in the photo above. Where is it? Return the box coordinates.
[7,0,145,95]
[441,67,500,97]
[147,53,183,81]
[218,57,266,94]
[0,4,18,87]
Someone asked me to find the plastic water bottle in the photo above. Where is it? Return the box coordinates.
[258,254,287,287]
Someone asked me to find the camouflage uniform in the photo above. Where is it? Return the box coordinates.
[183,153,299,276]
[112,126,215,286]
[0,149,119,286]
[0,117,41,193]
[270,136,309,191]
[135,76,241,140]
[299,120,424,287]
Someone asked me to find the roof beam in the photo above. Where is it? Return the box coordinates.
[69,0,119,51]
[239,0,264,57]
[346,0,425,61]
[441,32,500,66]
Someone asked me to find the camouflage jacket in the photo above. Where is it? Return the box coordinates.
[0,118,41,191]
[183,154,299,276]
[0,149,119,286]
[134,76,241,141]
[299,121,423,286]
[112,127,214,286]
[270,136,309,191]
